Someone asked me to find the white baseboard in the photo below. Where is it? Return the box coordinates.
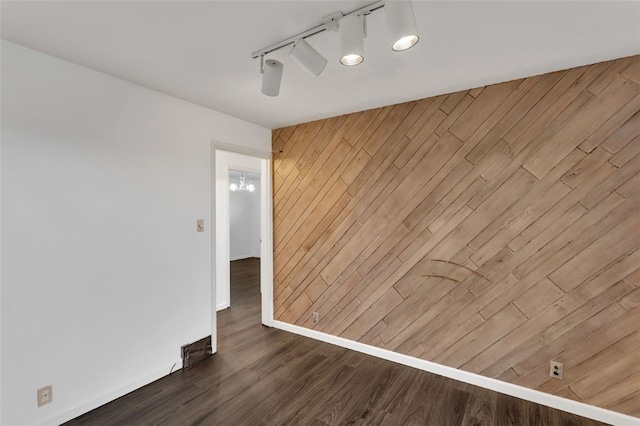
[230,254,250,261]
[272,320,640,426]
[36,360,182,426]
[216,302,229,311]
[230,254,261,261]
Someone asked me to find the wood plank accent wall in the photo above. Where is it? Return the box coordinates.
[272,55,640,417]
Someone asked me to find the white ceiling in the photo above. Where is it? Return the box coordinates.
[2,1,639,130]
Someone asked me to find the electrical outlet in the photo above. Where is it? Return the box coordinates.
[37,385,53,407]
[312,312,319,324]
[550,361,563,380]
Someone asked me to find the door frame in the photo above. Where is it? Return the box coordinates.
[210,141,273,351]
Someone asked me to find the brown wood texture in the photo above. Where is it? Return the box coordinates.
[181,335,212,369]
[66,259,604,425]
[273,55,640,417]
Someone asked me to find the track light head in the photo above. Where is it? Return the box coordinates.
[252,0,422,93]
[289,38,327,78]
[261,58,284,97]
[339,14,364,66]
[385,0,420,51]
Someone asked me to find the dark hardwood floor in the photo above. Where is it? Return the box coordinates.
[67,258,605,425]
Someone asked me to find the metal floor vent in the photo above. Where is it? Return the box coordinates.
[181,335,212,369]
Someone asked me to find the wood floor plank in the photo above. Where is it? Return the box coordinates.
[449,79,523,143]
[586,55,638,95]
[571,346,640,400]
[481,282,632,380]
[580,151,640,209]
[583,94,640,154]
[464,76,546,165]
[433,304,527,368]
[548,206,640,292]
[435,94,475,137]
[505,65,599,154]
[523,308,640,392]
[524,77,640,179]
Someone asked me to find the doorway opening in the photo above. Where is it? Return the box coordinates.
[228,169,261,313]
[212,146,273,353]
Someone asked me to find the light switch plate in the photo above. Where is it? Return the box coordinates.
[197,219,204,232]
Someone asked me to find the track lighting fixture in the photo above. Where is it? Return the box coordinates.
[260,56,283,97]
[289,38,328,78]
[251,0,420,96]
[339,14,365,66]
[385,0,420,51]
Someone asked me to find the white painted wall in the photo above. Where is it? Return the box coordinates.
[229,174,261,261]
[0,40,270,426]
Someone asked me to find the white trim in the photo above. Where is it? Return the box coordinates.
[230,254,261,261]
[212,143,274,328]
[272,320,640,426]
[0,88,3,426]
[213,140,272,160]
[214,151,231,312]
[35,361,182,426]
[209,145,218,353]
[260,158,274,327]
[230,254,251,261]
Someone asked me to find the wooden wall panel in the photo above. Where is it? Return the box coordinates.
[272,55,640,417]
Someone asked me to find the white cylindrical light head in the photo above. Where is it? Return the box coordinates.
[385,0,420,51]
[339,14,364,66]
[261,59,284,97]
[289,38,327,78]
